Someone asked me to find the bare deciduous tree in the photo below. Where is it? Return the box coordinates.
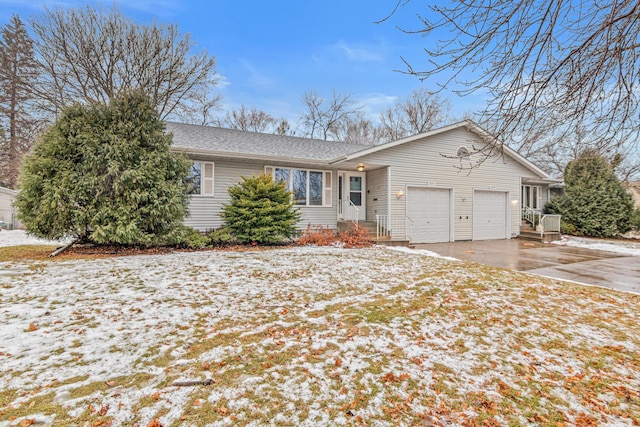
[214,105,277,133]
[343,115,384,145]
[384,0,640,160]
[378,88,449,142]
[0,15,42,188]
[298,91,363,141]
[29,5,219,120]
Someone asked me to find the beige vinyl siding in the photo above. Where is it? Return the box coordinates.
[184,159,339,232]
[365,167,388,222]
[0,189,19,229]
[357,127,537,241]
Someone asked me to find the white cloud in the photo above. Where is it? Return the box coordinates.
[331,41,383,62]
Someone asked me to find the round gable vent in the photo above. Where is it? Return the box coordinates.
[456,146,471,159]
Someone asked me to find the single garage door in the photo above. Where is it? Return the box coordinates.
[473,190,508,240]
[407,187,452,243]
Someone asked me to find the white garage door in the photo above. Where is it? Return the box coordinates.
[407,187,452,243]
[473,190,508,240]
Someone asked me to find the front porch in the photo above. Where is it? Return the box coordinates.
[519,207,562,242]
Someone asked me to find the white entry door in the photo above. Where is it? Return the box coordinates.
[407,186,453,243]
[341,172,366,221]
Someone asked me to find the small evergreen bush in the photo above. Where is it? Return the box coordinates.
[222,174,301,244]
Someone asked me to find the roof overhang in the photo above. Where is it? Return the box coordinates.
[329,120,549,179]
[170,147,331,167]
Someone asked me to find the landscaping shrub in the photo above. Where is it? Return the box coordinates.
[207,227,238,247]
[338,225,374,248]
[545,150,634,237]
[297,225,337,246]
[631,207,640,231]
[222,174,301,244]
[15,92,191,246]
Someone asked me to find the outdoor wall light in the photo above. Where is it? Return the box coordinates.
[511,199,519,206]
[356,164,365,172]
[461,196,467,202]
[395,190,405,199]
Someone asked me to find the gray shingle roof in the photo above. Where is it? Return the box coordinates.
[165,122,364,163]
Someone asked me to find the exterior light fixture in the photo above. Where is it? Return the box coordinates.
[511,199,519,206]
[395,190,405,199]
[356,164,365,172]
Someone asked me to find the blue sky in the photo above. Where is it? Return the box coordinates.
[1,0,488,125]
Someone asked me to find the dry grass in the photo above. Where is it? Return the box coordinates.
[0,245,638,426]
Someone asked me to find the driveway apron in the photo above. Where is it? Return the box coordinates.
[415,239,640,294]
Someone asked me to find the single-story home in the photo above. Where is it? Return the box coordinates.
[167,120,561,244]
[0,186,20,229]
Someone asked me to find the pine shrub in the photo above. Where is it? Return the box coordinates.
[222,174,301,244]
[545,150,634,237]
[15,92,191,246]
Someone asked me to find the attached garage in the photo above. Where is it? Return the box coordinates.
[473,190,509,240]
[406,186,453,243]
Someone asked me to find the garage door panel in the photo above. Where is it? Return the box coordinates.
[473,190,508,240]
[407,187,452,244]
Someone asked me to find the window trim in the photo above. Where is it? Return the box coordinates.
[265,166,332,207]
[190,161,215,197]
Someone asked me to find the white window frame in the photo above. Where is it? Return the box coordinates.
[522,184,542,210]
[190,161,215,196]
[264,166,332,207]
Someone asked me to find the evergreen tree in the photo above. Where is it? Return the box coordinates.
[222,175,301,244]
[546,150,634,237]
[0,14,40,188]
[15,92,191,245]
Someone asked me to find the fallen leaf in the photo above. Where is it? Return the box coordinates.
[335,357,343,367]
[27,323,38,332]
[202,361,211,371]
[146,419,163,427]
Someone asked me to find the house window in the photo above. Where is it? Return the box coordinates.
[189,161,214,196]
[266,166,332,207]
[522,185,541,210]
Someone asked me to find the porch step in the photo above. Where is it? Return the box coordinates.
[518,229,562,243]
[375,239,414,248]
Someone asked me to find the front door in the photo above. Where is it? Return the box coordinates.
[340,172,366,221]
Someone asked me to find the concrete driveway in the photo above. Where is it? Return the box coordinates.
[415,239,640,294]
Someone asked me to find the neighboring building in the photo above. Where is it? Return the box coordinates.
[167,120,560,244]
[626,181,640,208]
[0,186,20,229]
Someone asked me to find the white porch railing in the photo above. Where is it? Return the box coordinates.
[540,215,561,234]
[522,206,541,228]
[345,200,359,226]
[376,215,409,240]
[523,206,561,237]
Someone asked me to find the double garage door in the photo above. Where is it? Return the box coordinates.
[406,187,508,243]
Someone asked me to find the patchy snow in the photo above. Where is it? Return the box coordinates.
[553,235,640,256]
[383,244,460,261]
[0,230,68,248]
[1,245,639,426]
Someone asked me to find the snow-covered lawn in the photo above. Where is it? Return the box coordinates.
[0,230,67,248]
[554,235,640,257]
[1,240,639,426]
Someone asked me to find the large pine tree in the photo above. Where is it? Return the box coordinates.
[0,14,40,188]
[547,150,634,237]
[16,92,191,245]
